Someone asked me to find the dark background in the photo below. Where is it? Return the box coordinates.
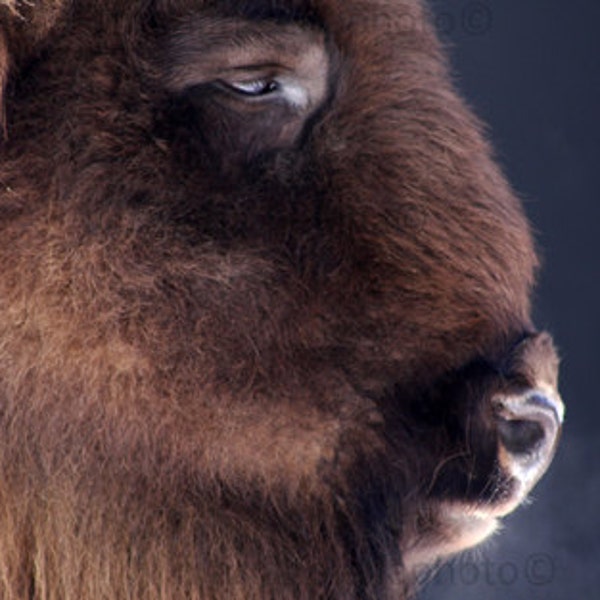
[420,1,599,599]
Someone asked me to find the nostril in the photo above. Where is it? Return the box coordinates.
[497,418,545,456]
[494,390,563,466]
[487,332,564,502]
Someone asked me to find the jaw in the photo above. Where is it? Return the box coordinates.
[402,503,500,572]
[402,470,547,572]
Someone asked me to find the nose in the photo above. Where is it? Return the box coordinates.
[492,331,564,491]
[495,389,564,487]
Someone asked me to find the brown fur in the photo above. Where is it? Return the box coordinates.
[0,1,558,599]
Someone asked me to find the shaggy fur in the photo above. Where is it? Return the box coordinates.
[0,1,559,599]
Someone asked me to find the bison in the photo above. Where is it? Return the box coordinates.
[0,1,563,599]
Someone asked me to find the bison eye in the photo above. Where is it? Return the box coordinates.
[218,74,312,110]
[162,18,330,160]
[225,79,280,97]
[163,20,329,114]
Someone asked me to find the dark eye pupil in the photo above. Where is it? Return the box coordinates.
[260,81,279,95]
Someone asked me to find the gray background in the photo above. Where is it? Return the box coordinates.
[421,1,599,599]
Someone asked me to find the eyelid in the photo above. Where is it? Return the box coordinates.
[163,20,329,111]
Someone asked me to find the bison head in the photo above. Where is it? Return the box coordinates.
[0,1,563,598]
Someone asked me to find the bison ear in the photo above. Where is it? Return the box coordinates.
[0,28,9,139]
[0,1,18,140]
[0,1,68,139]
